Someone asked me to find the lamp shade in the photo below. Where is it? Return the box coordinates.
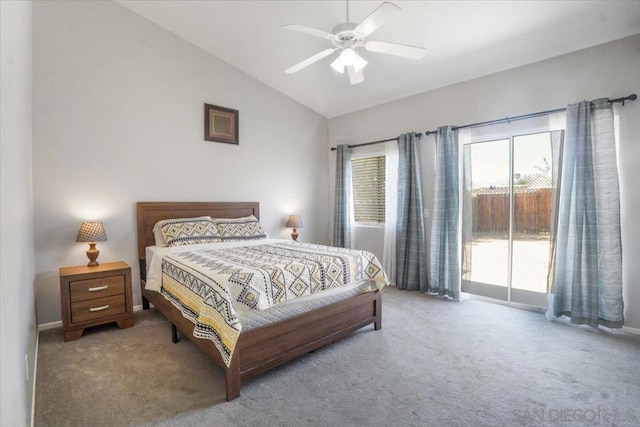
[286,215,303,229]
[76,222,107,243]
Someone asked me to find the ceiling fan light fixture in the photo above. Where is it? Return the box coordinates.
[353,54,368,73]
[339,48,357,66]
[330,57,345,74]
[332,48,367,74]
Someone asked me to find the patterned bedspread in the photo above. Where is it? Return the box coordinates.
[160,241,388,366]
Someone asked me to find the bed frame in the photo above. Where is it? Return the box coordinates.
[136,202,382,401]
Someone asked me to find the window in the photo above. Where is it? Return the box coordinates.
[351,156,386,223]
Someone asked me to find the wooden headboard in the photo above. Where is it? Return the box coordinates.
[136,201,260,263]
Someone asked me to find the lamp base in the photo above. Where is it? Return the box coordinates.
[86,243,100,267]
[291,229,298,241]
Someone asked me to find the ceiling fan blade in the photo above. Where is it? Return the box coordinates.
[354,2,401,37]
[365,40,426,60]
[347,65,364,85]
[281,24,337,41]
[285,48,338,74]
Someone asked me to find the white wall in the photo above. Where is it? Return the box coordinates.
[329,35,640,329]
[0,1,38,426]
[33,0,329,324]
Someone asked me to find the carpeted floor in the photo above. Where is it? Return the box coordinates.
[35,288,640,426]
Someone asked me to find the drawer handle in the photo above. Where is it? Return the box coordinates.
[89,305,110,312]
[88,285,109,292]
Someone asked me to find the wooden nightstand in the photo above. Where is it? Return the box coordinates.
[59,261,133,341]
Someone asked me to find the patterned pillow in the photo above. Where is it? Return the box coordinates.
[153,216,213,246]
[155,216,223,246]
[213,215,267,240]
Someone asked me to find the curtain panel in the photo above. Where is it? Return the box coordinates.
[549,99,623,328]
[383,140,399,285]
[395,132,428,291]
[333,145,353,248]
[430,126,461,299]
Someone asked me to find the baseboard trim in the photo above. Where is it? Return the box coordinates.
[31,331,39,427]
[38,320,62,331]
[38,304,144,330]
[622,325,640,336]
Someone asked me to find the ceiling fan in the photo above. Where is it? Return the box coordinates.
[282,1,426,85]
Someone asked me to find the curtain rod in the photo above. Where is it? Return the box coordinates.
[329,135,421,151]
[424,94,637,136]
[329,93,636,151]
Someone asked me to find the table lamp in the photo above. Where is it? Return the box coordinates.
[286,215,303,241]
[76,222,107,267]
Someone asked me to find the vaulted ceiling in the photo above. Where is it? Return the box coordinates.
[117,1,640,118]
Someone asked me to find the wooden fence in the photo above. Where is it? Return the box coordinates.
[472,188,552,233]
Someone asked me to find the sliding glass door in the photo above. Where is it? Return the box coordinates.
[462,138,510,301]
[462,131,558,307]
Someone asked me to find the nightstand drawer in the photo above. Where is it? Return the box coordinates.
[71,294,125,323]
[70,275,125,302]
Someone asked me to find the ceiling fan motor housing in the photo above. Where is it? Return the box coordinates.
[330,23,364,48]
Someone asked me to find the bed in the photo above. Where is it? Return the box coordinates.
[137,201,383,401]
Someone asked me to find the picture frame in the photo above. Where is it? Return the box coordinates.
[204,103,239,145]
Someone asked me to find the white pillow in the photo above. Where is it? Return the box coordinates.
[152,216,218,247]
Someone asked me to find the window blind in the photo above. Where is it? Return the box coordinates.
[351,156,386,223]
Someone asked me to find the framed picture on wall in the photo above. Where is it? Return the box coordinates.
[204,103,239,145]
